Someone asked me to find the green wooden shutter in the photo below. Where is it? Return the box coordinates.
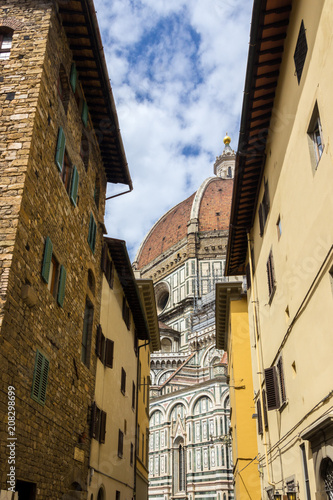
[82,100,88,126]
[70,165,79,206]
[42,236,53,283]
[105,339,114,368]
[70,62,77,92]
[31,350,49,405]
[57,265,66,307]
[55,127,66,172]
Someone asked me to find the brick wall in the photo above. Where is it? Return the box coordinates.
[0,2,107,498]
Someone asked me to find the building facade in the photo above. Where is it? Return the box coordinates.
[88,239,160,500]
[226,1,333,499]
[216,282,261,500]
[0,1,132,498]
[134,138,237,500]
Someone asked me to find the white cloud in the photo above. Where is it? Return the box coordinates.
[94,0,252,261]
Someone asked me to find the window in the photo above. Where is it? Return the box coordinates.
[0,29,13,60]
[130,443,134,466]
[308,103,324,169]
[121,368,126,395]
[266,250,276,302]
[294,20,308,84]
[88,213,97,253]
[57,64,70,113]
[118,430,124,458]
[132,382,136,410]
[122,297,130,330]
[70,62,89,126]
[258,179,270,236]
[41,236,66,307]
[55,128,79,205]
[90,402,106,443]
[101,242,114,288]
[31,350,49,406]
[179,444,185,491]
[82,298,94,367]
[80,130,90,170]
[96,325,114,368]
[264,358,287,411]
[116,491,120,500]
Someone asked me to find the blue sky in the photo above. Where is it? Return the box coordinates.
[94,0,253,260]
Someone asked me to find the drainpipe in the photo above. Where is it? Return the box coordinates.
[247,232,276,490]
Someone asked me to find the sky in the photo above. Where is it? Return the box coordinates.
[94,0,253,261]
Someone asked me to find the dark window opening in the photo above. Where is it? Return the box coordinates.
[0,28,13,60]
[82,298,94,367]
[121,368,126,395]
[266,250,276,302]
[118,430,124,458]
[294,20,308,84]
[57,64,70,113]
[16,480,37,500]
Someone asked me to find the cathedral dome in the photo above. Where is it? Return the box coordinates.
[134,176,233,269]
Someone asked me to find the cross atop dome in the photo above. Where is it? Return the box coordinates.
[214,133,236,178]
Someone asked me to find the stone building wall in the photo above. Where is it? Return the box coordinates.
[0,2,107,497]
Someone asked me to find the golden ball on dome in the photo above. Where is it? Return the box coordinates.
[223,133,231,145]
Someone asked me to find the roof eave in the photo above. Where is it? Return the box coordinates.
[225,0,292,275]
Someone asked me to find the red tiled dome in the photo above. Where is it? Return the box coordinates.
[135,177,233,269]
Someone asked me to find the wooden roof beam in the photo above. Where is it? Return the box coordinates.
[265,5,292,16]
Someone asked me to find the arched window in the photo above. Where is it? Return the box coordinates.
[97,487,105,500]
[0,28,13,60]
[321,458,333,500]
[179,444,185,491]
[173,438,186,494]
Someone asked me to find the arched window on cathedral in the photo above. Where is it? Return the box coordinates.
[179,444,185,492]
[0,28,13,60]
[173,437,186,494]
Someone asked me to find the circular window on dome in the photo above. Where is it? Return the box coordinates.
[155,282,170,314]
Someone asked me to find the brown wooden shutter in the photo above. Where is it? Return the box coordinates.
[266,251,276,298]
[264,180,270,216]
[262,389,268,429]
[121,368,126,394]
[90,402,97,439]
[132,382,136,409]
[259,203,264,236]
[118,429,124,458]
[256,398,263,435]
[96,324,102,358]
[265,367,281,410]
[99,411,107,444]
[105,339,114,368]
[277,357,286,403]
